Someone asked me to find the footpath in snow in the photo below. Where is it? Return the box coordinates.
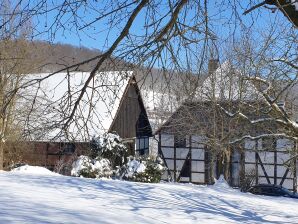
[0,166,297,224]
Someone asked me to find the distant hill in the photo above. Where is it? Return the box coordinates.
[20,41,132,73]
[29,41,101,72]
[13,40,203,105]
[22,41,202,94]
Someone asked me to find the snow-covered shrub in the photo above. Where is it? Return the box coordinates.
[90,132,128,167]
[119,156,166,183]
[71,155,113,178]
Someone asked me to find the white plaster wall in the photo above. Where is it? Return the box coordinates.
[191,173,205,183]
[192,149,205,160]
[149,136,159,157]
[161,147,174,158]
[176,160,185,171]
[276,152,291,164]
[244,139,255,150]
[161,134,174,147]
[191,135,206,148]
[192,161,205,172]
[245,151,255,163]
[176,148,189,159]
[165,159,174,170]
[258,152,274,163]
[245,164,255,173]
[258,165,274,176]
[276,139,294,151]
[180,177,190,182]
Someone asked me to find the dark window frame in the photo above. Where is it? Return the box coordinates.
[174,135,186,148]
[62,143,76,154]
[135,136,149,156]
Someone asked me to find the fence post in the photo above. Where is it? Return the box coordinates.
[255,140,259,185]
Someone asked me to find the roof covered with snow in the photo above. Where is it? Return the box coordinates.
[23,71,133,141]
[195,61,259,101]
[141,89,181,133]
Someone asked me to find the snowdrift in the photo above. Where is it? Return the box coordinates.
[0,169,297,223]
[11,165,60,176]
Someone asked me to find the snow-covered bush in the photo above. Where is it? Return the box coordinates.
[119,156,166,183]
[71,155,113,179]
[90,133,128,167]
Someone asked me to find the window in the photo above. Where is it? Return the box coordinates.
[62,143,76,154]
[135,137,149,156]
[174,135,186,148]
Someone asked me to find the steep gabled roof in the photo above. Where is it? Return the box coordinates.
[22,71,133,140]
[155,61,297,135]
[196,61,259,101]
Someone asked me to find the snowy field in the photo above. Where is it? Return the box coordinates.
[0,166,297,224]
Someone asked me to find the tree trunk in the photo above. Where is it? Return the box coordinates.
[0,141,3,170]
[224,148,231,183]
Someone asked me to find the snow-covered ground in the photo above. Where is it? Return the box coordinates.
[0,167,297,224]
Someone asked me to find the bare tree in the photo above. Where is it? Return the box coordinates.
[0,0,296,169]
[0,1,37,169]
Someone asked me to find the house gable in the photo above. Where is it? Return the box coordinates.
[109,79,152,139]
[25,71,137,141]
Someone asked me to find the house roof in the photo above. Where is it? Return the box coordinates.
[195,61,259,101]
[141,89,181,133]
[155,100,281,138]
[22,71,133,141]
[19,69,185,140]
[156,61,298,135]
[134,68,200,133]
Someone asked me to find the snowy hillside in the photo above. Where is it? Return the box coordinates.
[0,167,297,223]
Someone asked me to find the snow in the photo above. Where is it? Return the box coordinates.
[71,155,92,176]
[0,168,298,223]
[213,175,230,188]
[196,61,259,101]
[93,159,111,171]
[71,156,112,178]
[141,89,181,133]
[126,158,146,176]
[291,0,298,11]
[22,71,132,140]
[11,165,60,176]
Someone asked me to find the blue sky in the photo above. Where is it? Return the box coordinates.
[30,1,286,49]
[25,0,295,71]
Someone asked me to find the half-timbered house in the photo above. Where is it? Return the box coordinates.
[156,101,297,191]
[156,61,298,191]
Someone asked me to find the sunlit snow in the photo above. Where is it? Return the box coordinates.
[1,167,297,223]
